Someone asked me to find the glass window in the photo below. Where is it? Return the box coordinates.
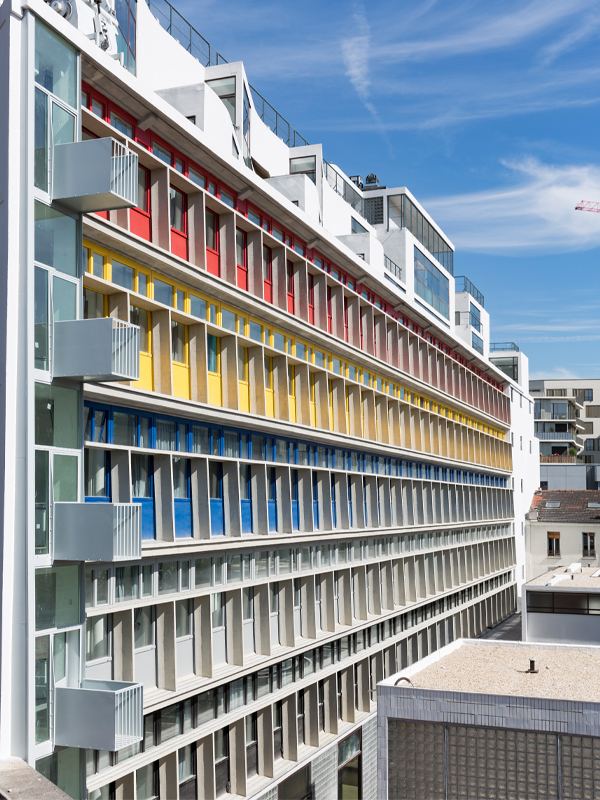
[171,320,186,363]
[35,21,77,107]
[161,704,181,742]
[112,260,134,291]
[52,275,77,322]
[153,278,173,306]
[170,187,185,232]
[111,111,133,137]
[35,565,80,631]
[413,246,449,319]
[207,334,219,373]
[206,77,236,123]
[191,295,206,319]
[113,411,137,446]
[34,202,77,276]
[34,383,79,448]
[158,561,178,595]
[152,142,171,165]
[34,89,48,191]
[195,557,212,588]
[134,606,153,649]
[85,288,105,320]
[86,614,109,662]
[137,166,149,213]
[34,267,48,370]
[205,209,217,250]
[35,636,50,744]
[290,156,316,183]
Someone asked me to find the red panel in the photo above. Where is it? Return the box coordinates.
[237,265,248,291]
[95,211,109,220]
[130,209,151,241]
[207,249,220,276]
[264,281,273,304]
[171,229,188,260]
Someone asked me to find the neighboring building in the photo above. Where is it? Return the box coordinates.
[523,564,600,645]
[0,0,533,797]
[489,343,539,594]
[530,377,600,461]
[526,491,600,579]
[377,638,600,800]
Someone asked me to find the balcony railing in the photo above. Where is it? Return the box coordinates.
[540,455,576,463]
[384,255,403,282]
[55,680,143,751]
[490,342,519,352]
[455,276,484,307]
[323,161,366,220]
[535,410,579,421]
[54,502,141,562]
[583,549,596,558]
[53,138,138,212]
[144,0,309,149]
[53,318,140,382]
[535,431,578,440]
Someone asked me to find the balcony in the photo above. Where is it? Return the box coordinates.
[540,455,576,463]
[583,549,596,559]
[52,138,138,213]
[53,318,139,382]
[490,342,519,352]
[535,432,579,441]
[384,254,403,282]
[455,276,484,307]
[53,502,141,562]
[55,680,143,751]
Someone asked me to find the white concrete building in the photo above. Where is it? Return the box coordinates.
[525,490,600,581]
[0,0,536,796]
[378,638,600,800]
[523,564,600,646]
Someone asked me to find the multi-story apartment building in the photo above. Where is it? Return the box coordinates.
[1,0,532,797]
[489,345,539,592]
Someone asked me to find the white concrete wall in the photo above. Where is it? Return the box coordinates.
[526,522,600,580]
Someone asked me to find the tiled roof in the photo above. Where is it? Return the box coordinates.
[530,490,600,523]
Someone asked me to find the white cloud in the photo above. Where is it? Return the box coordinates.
[529,367,584,379]
[423,157,600,252]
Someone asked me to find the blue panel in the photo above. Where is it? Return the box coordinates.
[268,500,278,532]
[175,498,193,538]
[241,499,253,534]
[292,500,300,531]
[134,498,155,540]
[332,501,337,528]
[364,502,368,527]
[210,498,224,536]
[84,497,110,503]
[348,501,353,528]
[313,501,320,530]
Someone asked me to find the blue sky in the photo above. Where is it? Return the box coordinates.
[172,0,600,379]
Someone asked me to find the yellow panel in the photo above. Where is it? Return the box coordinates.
[266,389,275,418]
[289,396,297,423]
[132,353,153,391]
[173,363,191,400]
[239,381,250,413]
[310,402,317,427]
[208,373,222,406]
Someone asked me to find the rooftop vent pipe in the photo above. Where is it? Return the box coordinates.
[527,659,538,674]
[365,174,379,188]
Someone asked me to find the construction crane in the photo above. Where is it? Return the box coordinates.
[575,201,600,212]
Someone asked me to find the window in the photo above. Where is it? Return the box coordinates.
[236,229,248,290]
[399,193,453,273]
[586,438,595,451]
[471,332,483,355]
[205,209,219,276]
[583,533,596,558]
[547,532,560,557]
[351,217,367,234]
[290,155,316,183]
[338,730,362,799]
[263,245,272,303]
[414,246,449,318]
[586,389,594,402]
[287,261,295,314]
[170,187,186,233]
[206,77,236,124]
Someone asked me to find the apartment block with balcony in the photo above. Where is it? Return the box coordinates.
[0,0,534,798]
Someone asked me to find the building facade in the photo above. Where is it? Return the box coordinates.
[377,638,600,800]
[525,490,600,581]
[1,0,532,797]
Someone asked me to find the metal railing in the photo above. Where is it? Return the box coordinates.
[384,255,403,282]
[455,276,484,307]
[145,0,309,148]
[323,161,366,219]
[535,410,579,421]
[112,319,140,381]
[110,140,138,206]
[113,682,144,749]
[583,549,596,558]
[535,431,578,441]
[490,342,519,352]
[114,504,142,560]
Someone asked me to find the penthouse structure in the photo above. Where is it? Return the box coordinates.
[0,0,531,797]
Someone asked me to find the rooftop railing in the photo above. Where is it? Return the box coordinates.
[384,255,403,282]
[323,161,366,219]
[455,276,484,307]
[490,342,519,352]
[145,0,309,148]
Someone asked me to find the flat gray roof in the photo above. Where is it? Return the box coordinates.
[388,641,600,702]
[527,565,600,588]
